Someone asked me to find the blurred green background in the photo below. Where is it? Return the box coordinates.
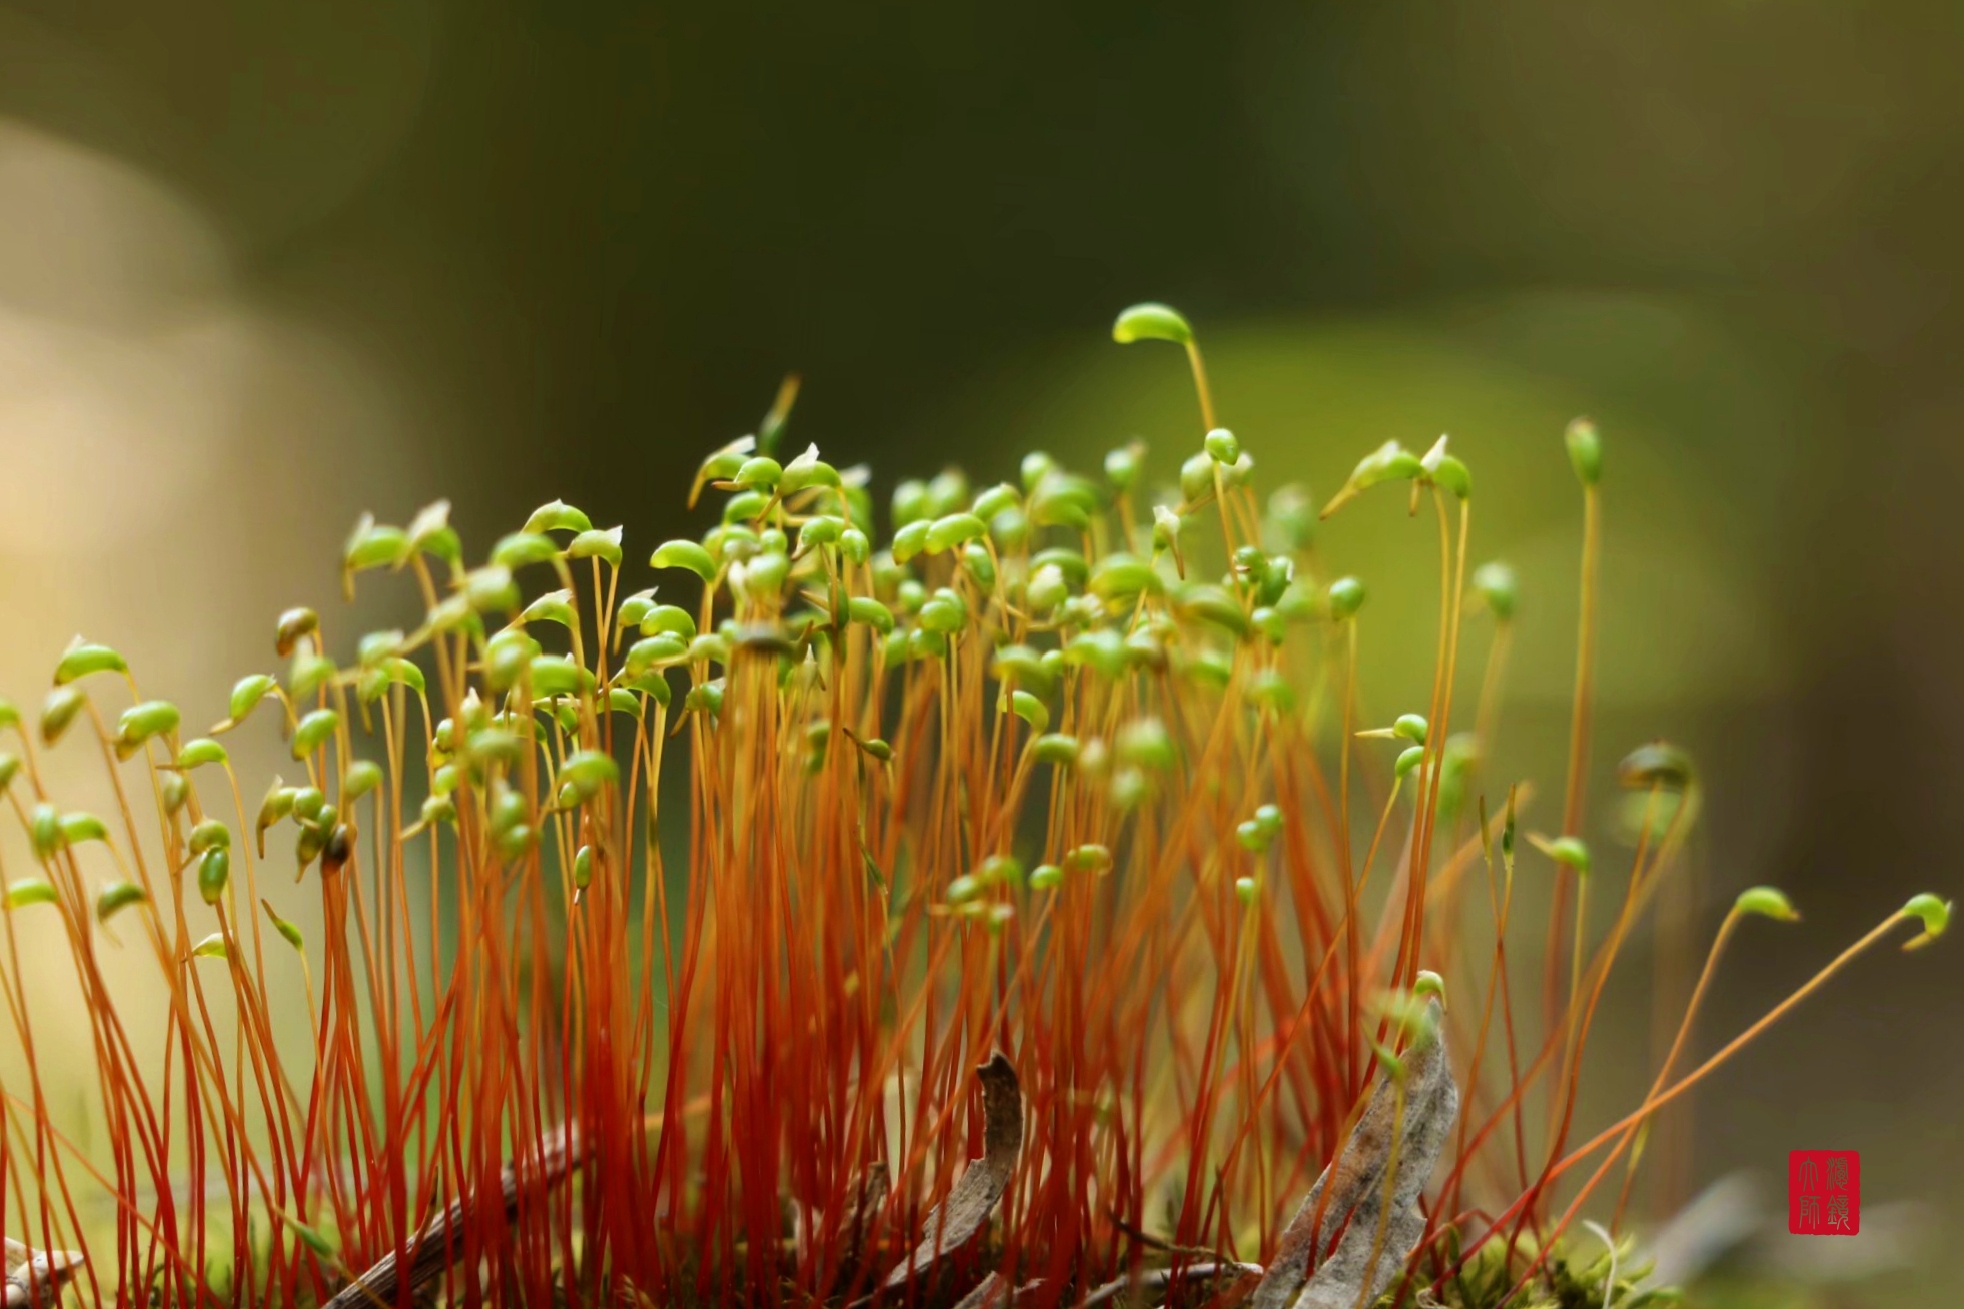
[0,1,1959,1302]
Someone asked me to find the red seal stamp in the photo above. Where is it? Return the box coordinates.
[1788,1150,1859,1235]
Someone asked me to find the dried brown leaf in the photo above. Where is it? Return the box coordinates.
[4,1238,85,1309]
[882,1053,1023,1291]
[801,1161,892,1291]
[1250,998,1458,1309]
[846,1162,893,1270]
[1074,1261,1263,1309]
[949,1270,1044,1309]
[320,1123,585,1309]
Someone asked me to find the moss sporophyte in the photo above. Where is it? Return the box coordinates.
[0,305,1948,1309]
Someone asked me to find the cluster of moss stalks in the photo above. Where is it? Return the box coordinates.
[0,303,1946,1309]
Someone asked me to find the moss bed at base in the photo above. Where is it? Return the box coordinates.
[0,303,1948,1309]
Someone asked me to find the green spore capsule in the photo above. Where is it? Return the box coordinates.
[175,738,228,769]
[1090,554,1163,601]
[617,589,659,630]
[291,709,340,760]
[1735,887,1798,921]
[568,527,624,567]
[1026,566,1068,614]
[1326,576,1366,621]
[484,629,539,692]
[417,794,457,831]
[1065,843,1113,875]
[54,641,128,685]
[1109,767,1149,810]
[892,479,929,526]
[1033,734,1080,767]
[923,468,969,519]
[96,881,147,923]
[960,543,996,589]
[918,597,964,634]
[1472,561,1518,621]
[991,646,1054,696]
[797,516,842,551]
[342,515,409,588]
[971,482,1020,521]
[41,685,86,746]
[779,446,841,495]
[734,455,782,491]
[493,823,535,861]
[343,760,384,800]
[626,635,689,677]
[1533,834,1592,876]
[892,520,931,563]
[1104,443,1143,491]
[1901,893,1951,950]
[1116,718,1173,771]
[1019,451,1058,490]
[529,655,593,699]
[355,631,404,668]
[945,874,983,905]
[255,783,295,854]
[287,652,338,700]
[295,822,326,872]
[263,901,305,951]
[1180,452,1215,504]
[406,499,461,564]
[1007,691,1049,733]
[523,499,594,535]
[1112,302,1194,346]
[650,540,716,579]
[846,596,894,635]
[59,812,109,846]
[1420,435,1471,499]
[685,680,725,718]
[1264,484,1316,553]
[464,565,520,612]
[1152,503,1185,555]
[1248,669,1296,714]
[493,531,559,570]
[198,848,230,905]
[1565,417,1603,486]
[6,879,58,910]
[518,592,576,632]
